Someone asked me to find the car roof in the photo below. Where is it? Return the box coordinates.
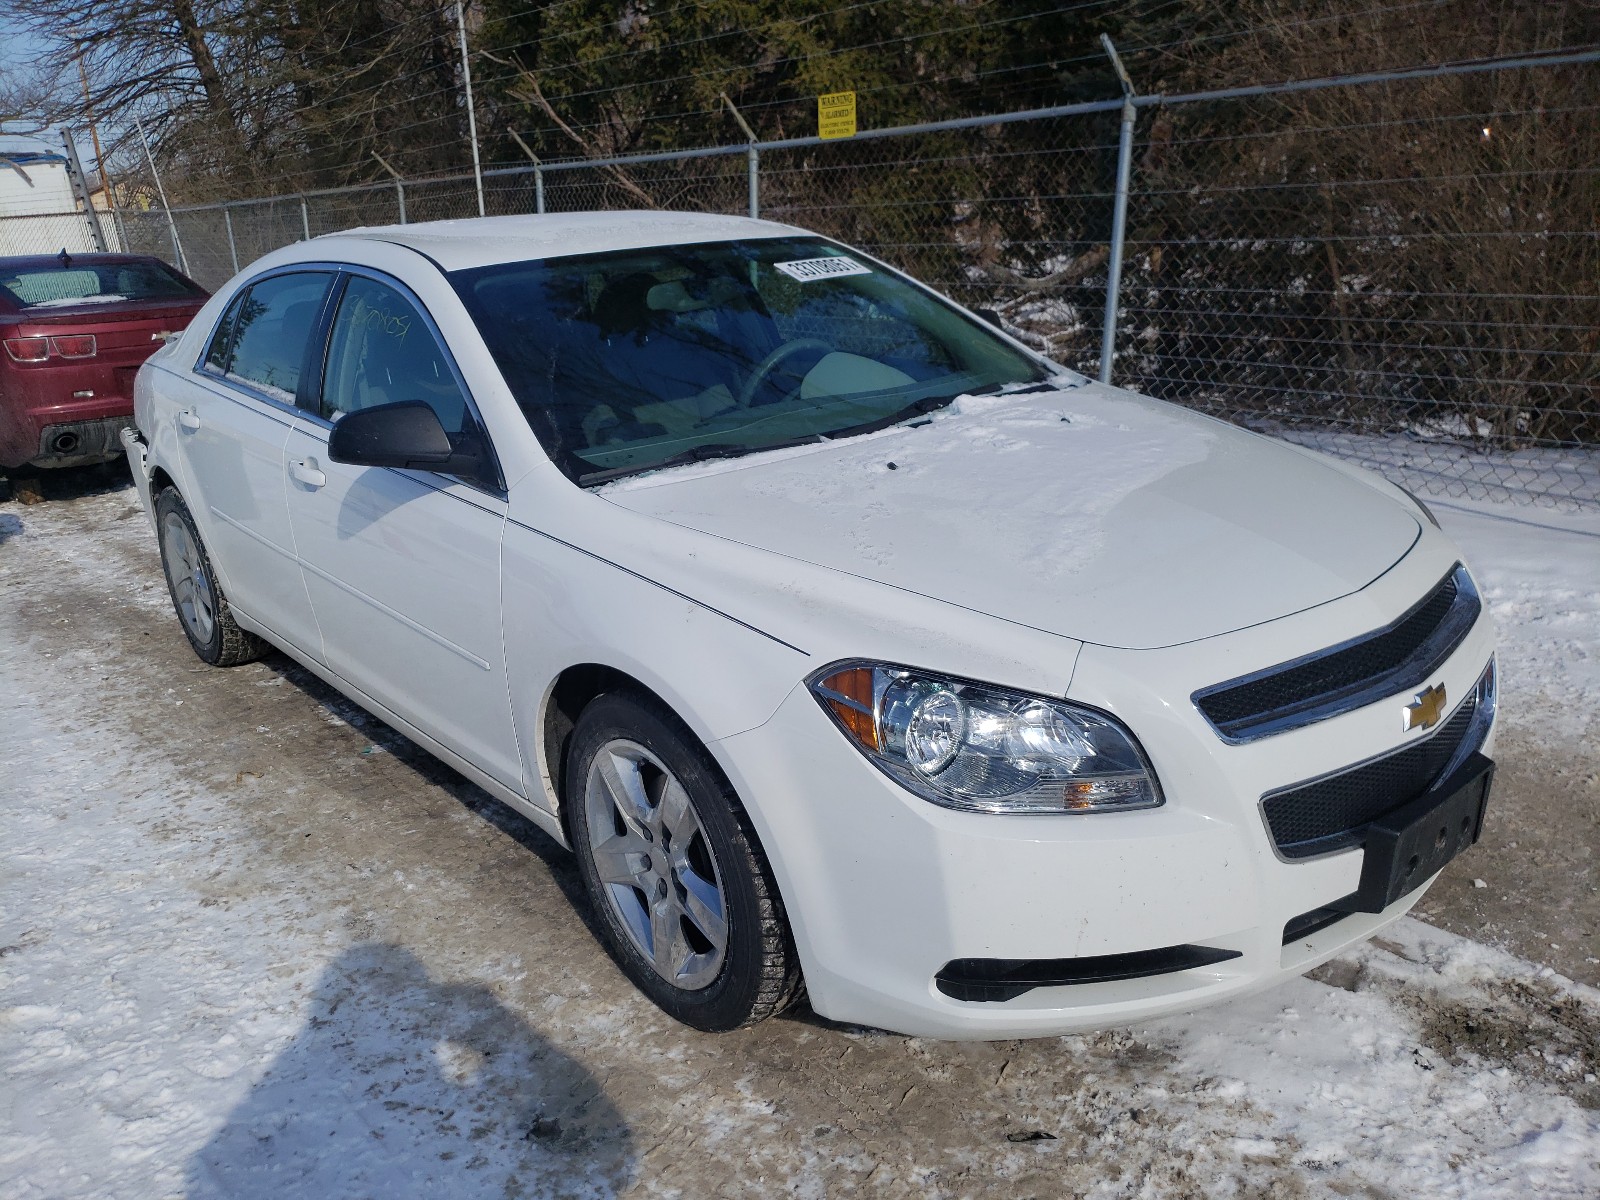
[325,210,808,273]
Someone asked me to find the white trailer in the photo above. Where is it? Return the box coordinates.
[0,133,116,256]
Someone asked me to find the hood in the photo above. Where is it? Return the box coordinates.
[600,384,1420,649]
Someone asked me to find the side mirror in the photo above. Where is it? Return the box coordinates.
[974,307,1004,329]
[327,400,484,479]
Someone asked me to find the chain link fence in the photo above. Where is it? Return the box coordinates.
[1113,72,1599,510]
[114,53,1599,509]
[0,208,122,257]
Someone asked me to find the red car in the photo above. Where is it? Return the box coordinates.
[1,252,209,474]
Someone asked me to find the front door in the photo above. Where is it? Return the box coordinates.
[283,270,522,789]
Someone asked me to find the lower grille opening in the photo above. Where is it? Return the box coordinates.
[1282,902,1355,945]
[936,944,1243,1003]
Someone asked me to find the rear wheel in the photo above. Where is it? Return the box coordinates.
[565,691,801,1031]
[155,487,266,666]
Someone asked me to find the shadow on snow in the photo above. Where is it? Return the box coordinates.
[185,943,634,1198]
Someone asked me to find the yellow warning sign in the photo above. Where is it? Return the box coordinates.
[818,91,857,140]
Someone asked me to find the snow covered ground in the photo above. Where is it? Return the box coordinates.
[1,475,1597,1198]
[1430,496,1600,739]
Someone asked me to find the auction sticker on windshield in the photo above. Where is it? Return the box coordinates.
[774,256,873,282]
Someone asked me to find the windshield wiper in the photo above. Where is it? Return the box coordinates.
[814,374,1072,445]
[821,393,961,441]
[578,434,826,486]
[578,378,1067,486]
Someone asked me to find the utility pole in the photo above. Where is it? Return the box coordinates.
[77,54,116,220]
[456,1,486,217]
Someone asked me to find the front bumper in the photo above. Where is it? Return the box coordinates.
[120,425,156,528]
[714,541,1496,1039]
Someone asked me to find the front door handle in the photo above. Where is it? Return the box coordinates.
[177,410,201,432]
[290,458,327,488]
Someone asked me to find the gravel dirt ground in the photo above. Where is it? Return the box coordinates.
[2,465,1597,1199]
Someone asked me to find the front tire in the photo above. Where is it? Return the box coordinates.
[565,691,801,1031]
[155,486,266,667]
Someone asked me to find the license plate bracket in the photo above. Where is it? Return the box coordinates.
[1335,752,1493,914]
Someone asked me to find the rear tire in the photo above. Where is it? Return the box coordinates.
[155,486,266,667]
[565,691,802,1031]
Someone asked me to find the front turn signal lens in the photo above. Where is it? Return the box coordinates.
[813,666,879,752]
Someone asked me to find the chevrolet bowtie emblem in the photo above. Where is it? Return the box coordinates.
[1403,683,1447,732]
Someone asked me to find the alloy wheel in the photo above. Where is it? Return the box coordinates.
[162,512,216,646]
[583,738,729,990]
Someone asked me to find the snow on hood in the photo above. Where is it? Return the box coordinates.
[601,384,1420,649]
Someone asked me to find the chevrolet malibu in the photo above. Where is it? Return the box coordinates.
[122,212,1496,1038]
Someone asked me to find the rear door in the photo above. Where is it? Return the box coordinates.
[283,269,521,788]
[172,270,333,658]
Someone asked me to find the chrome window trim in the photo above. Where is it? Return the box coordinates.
[1256,655,1496,864]
[197,375,305,424]
[1192,563,1481,745]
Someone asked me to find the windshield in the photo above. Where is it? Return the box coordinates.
[0,260,204,309]
[452,237,1054,484]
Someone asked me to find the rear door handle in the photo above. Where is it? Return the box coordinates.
[177,410,201,432]
[290,459,327,488]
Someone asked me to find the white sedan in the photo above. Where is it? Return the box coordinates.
[123,212,1497,1038]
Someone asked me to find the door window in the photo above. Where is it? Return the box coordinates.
[206,272,331,403]
[319,275,471,436]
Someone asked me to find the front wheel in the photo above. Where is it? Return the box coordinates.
[565,692,802,1031]
[155,487,266,667]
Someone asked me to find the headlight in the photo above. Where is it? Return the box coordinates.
[808,662,1162,814]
